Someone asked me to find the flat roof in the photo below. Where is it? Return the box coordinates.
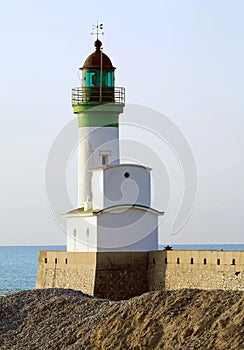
[89,163,152,172]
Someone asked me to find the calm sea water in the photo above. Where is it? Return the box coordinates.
[0,246,65,296]
[0,244,243,296]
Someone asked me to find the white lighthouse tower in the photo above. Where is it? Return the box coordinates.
[64,28,163,252]
[73,37,124,209]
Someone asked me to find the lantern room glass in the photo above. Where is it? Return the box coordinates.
[85,71,114,88]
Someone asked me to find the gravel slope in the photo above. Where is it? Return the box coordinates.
[0,288,243,350]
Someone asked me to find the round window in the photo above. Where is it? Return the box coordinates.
[124,172,130,178]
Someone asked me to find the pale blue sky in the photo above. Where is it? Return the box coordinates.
[0,0,243,245]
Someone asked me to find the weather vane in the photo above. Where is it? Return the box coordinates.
[91,21,104,40]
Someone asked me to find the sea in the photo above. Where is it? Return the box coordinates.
[0,244,243,297]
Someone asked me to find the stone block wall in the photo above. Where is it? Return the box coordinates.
[36,251,148,300]
[94,252,148,300]
[36,250,244,300]
[36,251,97,296]
[148,250,244,291]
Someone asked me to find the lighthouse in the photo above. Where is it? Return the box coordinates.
[37,27,163,299]
[36,28,243,301]
[72,38,125,209]
[63,28,163,253]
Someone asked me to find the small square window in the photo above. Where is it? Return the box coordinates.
[102,154,109,166]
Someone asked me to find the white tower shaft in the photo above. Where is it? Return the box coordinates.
[77,103,124,208]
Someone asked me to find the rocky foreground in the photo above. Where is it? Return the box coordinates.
[0,289,243,350]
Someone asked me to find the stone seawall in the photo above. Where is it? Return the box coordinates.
[148,250,244,292]
[94,252,148,299]
[36,250,244,299]
[36,251,148,300]
[36,251,96,295]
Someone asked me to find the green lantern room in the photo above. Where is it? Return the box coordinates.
[72,39,123,110]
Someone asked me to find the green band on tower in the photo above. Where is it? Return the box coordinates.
[78,114,119,128]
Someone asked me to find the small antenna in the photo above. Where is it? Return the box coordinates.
[91,21,104,40]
